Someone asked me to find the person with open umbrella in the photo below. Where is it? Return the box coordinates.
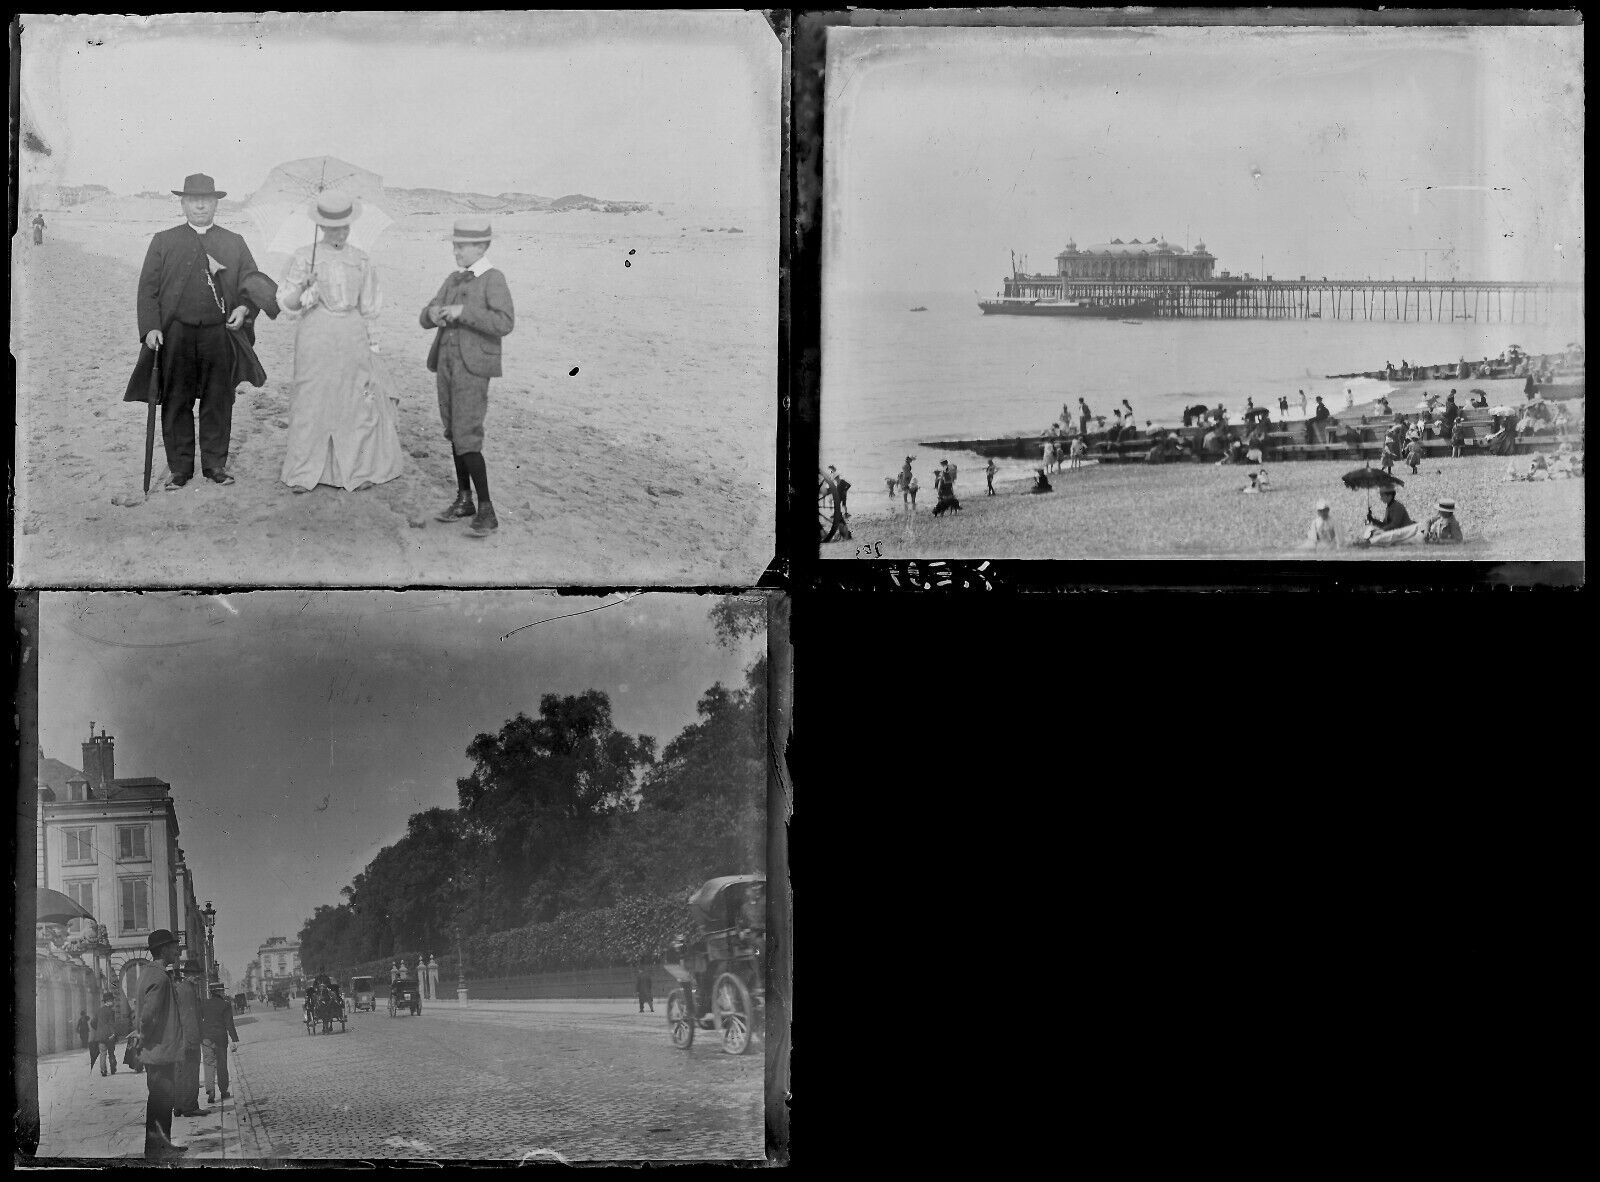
[275,191,404,493]
[132,173,265,489]
[1358,482,1415,546]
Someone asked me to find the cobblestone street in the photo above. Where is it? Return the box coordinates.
[233,1000,764,1161]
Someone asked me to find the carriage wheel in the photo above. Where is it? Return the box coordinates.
[818,487,837,543]
[711,973,754,1056]
[666,988,695,1050]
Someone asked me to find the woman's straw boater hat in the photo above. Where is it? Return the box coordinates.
[446,218,493,243]
[1436,499,1456,515]
[309,191,363,227]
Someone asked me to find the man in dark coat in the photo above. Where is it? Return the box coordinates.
[636,965,654,1013]
[131,173,264,489]
[138,929,187,1160]
[76,1010,91,1054]
[92,992,120,1076]
[174,958,209,1117]
[200,982,241,1103]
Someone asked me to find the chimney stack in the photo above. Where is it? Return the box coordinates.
[81,723,115,789]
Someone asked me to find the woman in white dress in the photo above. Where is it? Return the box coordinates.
[276,192,404,492]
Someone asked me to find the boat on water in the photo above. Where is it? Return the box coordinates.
[978,296,1158,318]
[909,306,928,312]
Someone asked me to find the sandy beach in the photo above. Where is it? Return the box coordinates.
[828,452,1583,561]
[13,202,775,587]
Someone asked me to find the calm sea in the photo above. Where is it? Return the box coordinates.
[821,287,1583,502]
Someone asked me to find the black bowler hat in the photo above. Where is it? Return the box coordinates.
[172,173,227,198]
[148,928,179,954]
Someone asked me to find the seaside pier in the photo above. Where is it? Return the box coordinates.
[994,238,1581,323]
[998,274,1580,324]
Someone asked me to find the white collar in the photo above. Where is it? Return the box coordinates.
[462,255,493,277]
[187,222,213,234]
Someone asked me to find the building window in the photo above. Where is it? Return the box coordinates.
[119,878,151,933]
[277,956,286,972]
[65,880,96,935]
[116,825,150,862]
[64,827,96,864]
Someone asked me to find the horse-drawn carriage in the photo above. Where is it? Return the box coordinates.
[269,985,289,1010]
[232,992,250,1015]
[304,981,348,1034]
[388,978,422,1018]
[663,874,765,1055]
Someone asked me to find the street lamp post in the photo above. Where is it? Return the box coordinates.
[202,901,217,987]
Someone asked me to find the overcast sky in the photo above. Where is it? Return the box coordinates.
[20,11,778,211]
[37,591,765,979]
[825,24,1584,293]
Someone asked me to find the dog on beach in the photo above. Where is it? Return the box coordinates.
[931,496,962,516]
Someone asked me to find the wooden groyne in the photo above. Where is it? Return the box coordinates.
[995,276,1582,323]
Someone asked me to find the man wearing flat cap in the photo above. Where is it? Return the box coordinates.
[134,173,266,489]
[137,929,188,1159]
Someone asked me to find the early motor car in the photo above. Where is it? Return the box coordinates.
[349,976,376,1012]
[663,873,765,1055]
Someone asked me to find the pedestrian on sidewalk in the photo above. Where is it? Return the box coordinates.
[174,959,209,1117]
[137,929,187,1160]
[200,982,240,1103]
[636,964,654,1013]
[76,1010,91,1053]
[93,992,120,1076]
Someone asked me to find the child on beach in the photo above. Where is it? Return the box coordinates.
[421,218,515,536]
[1450,419,1468,458]
[1380,437,1400,474]
[1305,498,1342,549]
[1404,437,1424,475]
[1069,437,1087,470]
[985,458,997,495]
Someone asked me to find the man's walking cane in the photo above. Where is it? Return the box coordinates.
[142,344,163,500]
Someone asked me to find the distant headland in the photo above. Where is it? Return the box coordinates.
[23,183,651,216]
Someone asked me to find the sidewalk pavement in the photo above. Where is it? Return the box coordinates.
[25,1037,271,1163]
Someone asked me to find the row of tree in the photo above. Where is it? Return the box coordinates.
[296,599,767,978]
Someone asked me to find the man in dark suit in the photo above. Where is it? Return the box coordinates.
[138,930,186,1160]
[420,218,516,536]
[137,173,263,488]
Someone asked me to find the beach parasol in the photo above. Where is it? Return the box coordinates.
[22,886,97,925]
[1342,464,1403,511]
[242,156,393,264]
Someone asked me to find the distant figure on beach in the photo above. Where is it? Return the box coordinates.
[985,457,997,495]
[1069,436,1087,470]
[1121,399,1134,424]
[1376,394,1391,416]
[1041,439,1056,474]
[1313,395,1331,443]
[1305,499,1342,549]
[1450,417,1469,458]
[885,476,898,498]
[31,213,46,245]
[1077,398,1091,437]
[1379,436,1400,474]
[421,217,516,537]
[1299,389,1308,419]
[1345,386,1354,409]
[826,466,850,516]
[135,173,265,491]
[1240,471,1261,494]
[1404,437,1424,475]
[1470,390,1489,409]
[1030,468,1052,493]
[277,192,404,494]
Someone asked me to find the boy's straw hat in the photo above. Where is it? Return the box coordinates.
[1436,499,1456,515]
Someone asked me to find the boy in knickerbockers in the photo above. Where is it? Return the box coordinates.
[421,218,515,536]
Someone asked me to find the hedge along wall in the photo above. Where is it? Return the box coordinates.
[328,895,693,990]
